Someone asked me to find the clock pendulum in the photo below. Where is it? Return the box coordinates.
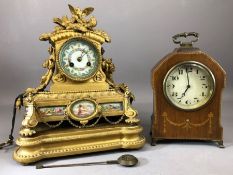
[0,4,145,164]
[151,32,226,147]
[36,154,138,169]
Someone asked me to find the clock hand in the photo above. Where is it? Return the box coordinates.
[177,86,189,100]
[81,49,89,58]
[77,49,89,62]
[178,68,191,99]
[81,50,93,68]
[180,85,190,98]
[186,67,190,87]
[177,92,185,100]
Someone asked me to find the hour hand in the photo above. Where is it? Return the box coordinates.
[177,92,185,100]
[183,85,190,94]
[177,85,190,99]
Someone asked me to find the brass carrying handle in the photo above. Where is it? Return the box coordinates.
[172,32,199,46]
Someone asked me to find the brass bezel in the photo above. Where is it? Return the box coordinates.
[67,98,99,121]
[163,61,216,111]
[57,37,102,82]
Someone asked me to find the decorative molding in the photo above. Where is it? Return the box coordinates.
[14,125,145,163]
[14,139,145,160]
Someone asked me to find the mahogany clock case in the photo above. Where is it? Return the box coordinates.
[151,47,226,146]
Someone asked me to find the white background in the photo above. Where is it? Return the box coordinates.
[0,0,233,175]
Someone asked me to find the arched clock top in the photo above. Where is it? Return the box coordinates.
[152,46,226,90]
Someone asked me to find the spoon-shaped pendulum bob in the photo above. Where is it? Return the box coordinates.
[36,154,139,169]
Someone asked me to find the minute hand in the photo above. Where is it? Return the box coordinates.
[183,67,191,95]
[186,67,190,87]
[177,68,191,99]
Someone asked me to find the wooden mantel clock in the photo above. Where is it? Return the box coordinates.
[11,4,145,164]
[151,32,226,147]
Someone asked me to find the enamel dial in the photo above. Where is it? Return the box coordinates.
[58,38,100,81]
[163,61,215,110]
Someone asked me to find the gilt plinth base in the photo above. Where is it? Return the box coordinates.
[14,124,145,164]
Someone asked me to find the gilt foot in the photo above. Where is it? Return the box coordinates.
[20,127,36,137]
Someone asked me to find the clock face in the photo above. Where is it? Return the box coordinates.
[58,38,100,81]
[163,61,215,110]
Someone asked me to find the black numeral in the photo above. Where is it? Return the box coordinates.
[178,68,183,75]
[202,84,208,88]
[167,84,175,88]
[200,76,206,80]
[170,76,179,81]
[194,97,199,102]
[186,67,193,73]
[171,92,178,97]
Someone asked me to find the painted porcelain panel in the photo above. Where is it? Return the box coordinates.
[71,100,96,118]
[39,106,66,116]
[101,102,123,112]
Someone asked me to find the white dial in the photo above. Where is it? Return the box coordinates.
[163,61,215,110]
[58,38,100,81]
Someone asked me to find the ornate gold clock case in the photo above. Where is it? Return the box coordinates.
[13,5,145,164]
[151,32,226,147]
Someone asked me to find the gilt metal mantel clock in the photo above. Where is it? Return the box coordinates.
[12,4,145,164]
[151,32,226,147]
